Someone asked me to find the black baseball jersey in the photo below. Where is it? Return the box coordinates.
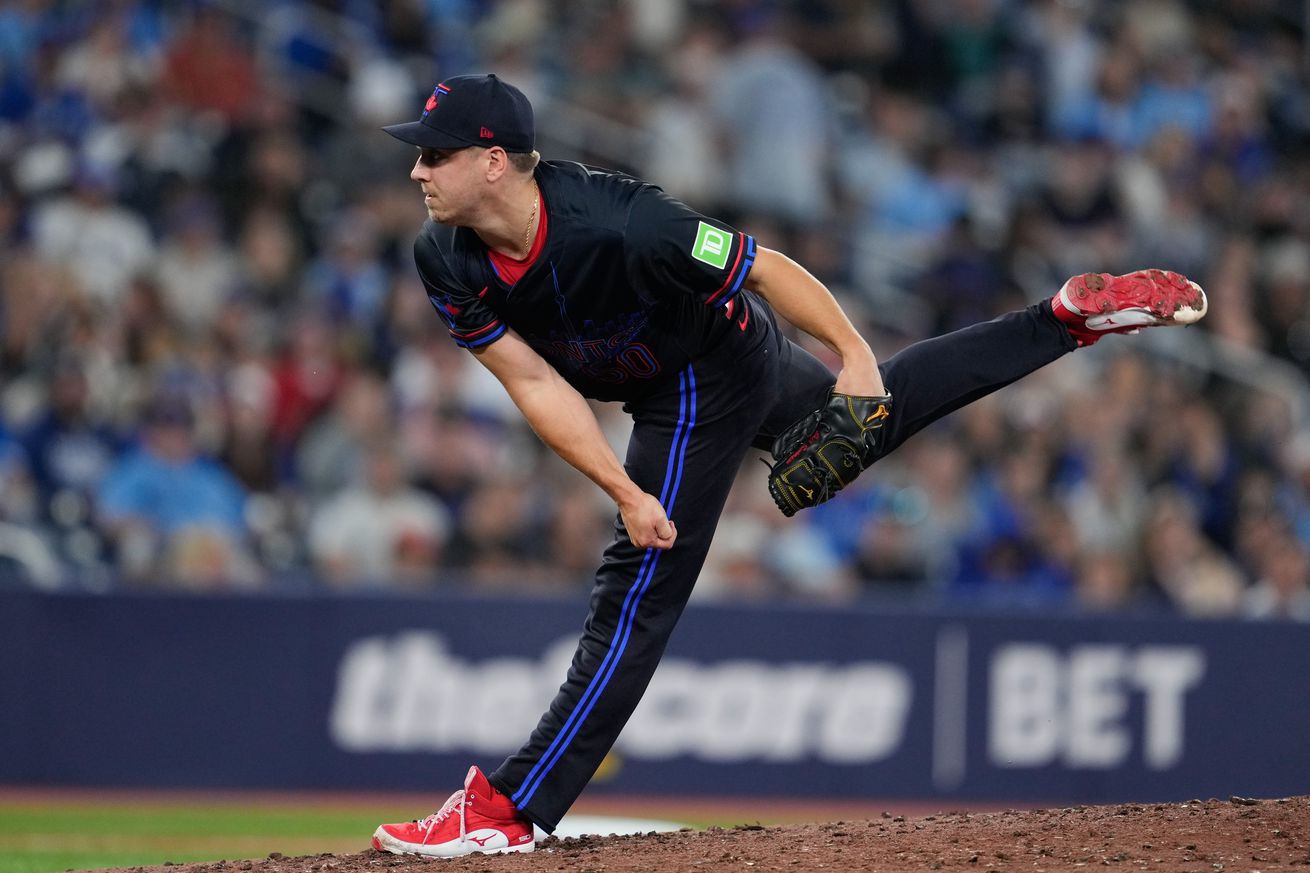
[413,161,760,402]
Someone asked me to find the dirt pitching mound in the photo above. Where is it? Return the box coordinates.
[102,796,1310,872]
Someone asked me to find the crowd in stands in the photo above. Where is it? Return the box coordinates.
[1,0,1309,620]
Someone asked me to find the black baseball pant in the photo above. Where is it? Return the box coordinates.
[489,299,1078,831]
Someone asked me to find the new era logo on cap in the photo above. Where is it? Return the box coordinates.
[384,74,534,153]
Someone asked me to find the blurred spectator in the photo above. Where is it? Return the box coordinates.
[270,311,348,462]
[163,7,259,123]
[851,513,933,593]
[638,27,727,209]
[1254,237,1310,374]
[769,514,857,602]
[16,356,121,547]
[297,369,393,499]
[307,436,451,589]
[115,275,179,370]
[31,163,155,307]
[1140,490,1245,617]
[696,514,774,601]
[1021,0,1099,137]
[1073,550,1143,614]
[1241,531,1310,621]
[0,427,62,589]
[841,87,970,295]
[913,216,1009,333]
[546,483,613,584]
[446,472,549,589]
[402,406,502,516]
[236,206,303,310]
[153,195,240,332]
[0,429,39,526]
[54,9,158,112]
[0,2,47,101]
[211,109,314,255]
[710,9,833,229]
[1049,40,1142,146]
[0,521,62,590]
[951,447,1075,605]
[1062,444,1148,554]
[1034,138,1128,276]
[302,208,390,326]
[1116,128,1216,281]
[1162,400,1241,550]
[1129,26,1213,149]
[220,358,280,495]
[96,394,255,588]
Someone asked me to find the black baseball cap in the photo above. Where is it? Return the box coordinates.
[382,74,535,153]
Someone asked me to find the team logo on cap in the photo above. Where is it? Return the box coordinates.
[422,83,451,118]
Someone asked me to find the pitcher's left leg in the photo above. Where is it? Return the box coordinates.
[754,269,1206,464]
[755,300,1074,453]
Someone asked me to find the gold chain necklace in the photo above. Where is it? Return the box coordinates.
[523,180,539,255]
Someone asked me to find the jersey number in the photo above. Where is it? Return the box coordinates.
[580,343,661,383]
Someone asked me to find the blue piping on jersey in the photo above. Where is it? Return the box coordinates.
[720,236,757,306]
[512,364,698,809]
[548,261,585,341]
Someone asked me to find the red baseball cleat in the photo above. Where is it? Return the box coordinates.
[371,766,535,858]
[1051,269,1208,347]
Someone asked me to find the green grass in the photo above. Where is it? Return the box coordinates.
[0,803,389,873]
[0,795,853,873]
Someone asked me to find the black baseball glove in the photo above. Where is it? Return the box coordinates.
[765,390,893,517]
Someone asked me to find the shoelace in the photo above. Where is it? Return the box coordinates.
[418,789,471,843]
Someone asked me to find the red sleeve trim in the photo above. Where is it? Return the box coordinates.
[450,320,503,340]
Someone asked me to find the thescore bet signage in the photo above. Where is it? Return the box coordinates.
[1,590,1305,802]
[328,628,1214,798]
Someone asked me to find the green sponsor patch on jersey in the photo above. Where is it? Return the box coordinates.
[691,221,732,269]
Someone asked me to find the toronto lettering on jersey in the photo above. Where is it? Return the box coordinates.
[328,631,1208,778]
[531,312,662,384]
